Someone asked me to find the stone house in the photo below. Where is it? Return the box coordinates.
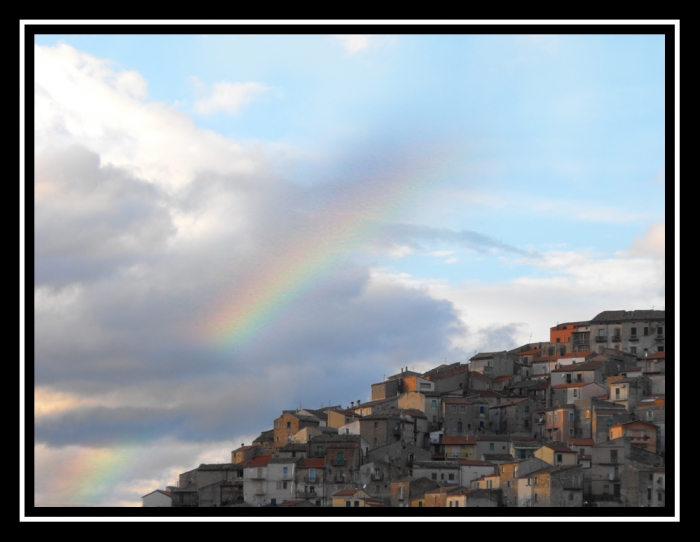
[551,358,611,387]
[273,411,320,447]
[533,404,576,442]
[424,364,470,392]
[607,376,653,413]
[621,466,665,507]
[390,476,439,508]
[534,443,577,467]
[551,382,607,406]
[458,459,498,487]
[412,460,461,485]
[469,351,518,377]
[327,408,363,429]
[423,486,464,507]
[476,435,512,460]
[588,309,665,356]
[331,488,381,507]
[141,489,172,507]
[294,457,325,506]
[518,464,583,507]
[443,397,489,435]
[488,397,539,434]
[609,420,659,454]
[497,457,548,507]
[636,396,666,453]
[591,407,632,444]
[442,435,477,460]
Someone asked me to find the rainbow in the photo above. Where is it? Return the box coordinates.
[197,144,457,351]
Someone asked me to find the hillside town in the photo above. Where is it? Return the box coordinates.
[142,309,668,509]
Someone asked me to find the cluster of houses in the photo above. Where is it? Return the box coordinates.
[142,309,668,509]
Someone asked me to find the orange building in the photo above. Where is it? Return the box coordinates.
[609,421,658,453]
[550,322,588,344]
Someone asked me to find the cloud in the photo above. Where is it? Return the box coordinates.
[622,222,665,259]
[387,244,414,258]
[333,35,371,55]
[431,250,454,257]
[194,81,268,115]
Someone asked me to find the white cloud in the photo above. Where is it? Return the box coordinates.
[194,81,268,115]
[444,257,459,264]
[333,35,371,55]
[624,222,665,258]
[387,244,414,259]
[431,250,454,257]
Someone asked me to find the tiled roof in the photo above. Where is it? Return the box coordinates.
[533,355,559,363]
[493,375,514,382]
[518,349,541,356]
[559,351,596,359]
[413,460,460,469]
[241,455,272,468]
[552,360,605,372]
[535,404,575,412]
[612,420,658,429]
[469,371,494,382]
[567,438,594,446]
[426,365,470,380]
[647,351,666,359]
[333,489,359,497]
[590,310,665,323]
[142,489,173,499]
[231,445,255,453]
[442,436,477,445]
[481,454,514,461]
[355,398,397,409]
[423,362,462,376]
[470,352,502,361]
[268,457,300,464]
[476,435,512,442]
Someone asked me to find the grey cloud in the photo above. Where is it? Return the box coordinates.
[374,222,539,257]
[473,323,526,353]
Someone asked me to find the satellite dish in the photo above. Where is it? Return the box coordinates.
[363,484,366,488]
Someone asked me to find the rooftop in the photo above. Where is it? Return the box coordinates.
[590,310,665,323]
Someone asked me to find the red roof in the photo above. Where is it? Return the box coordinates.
[469,371,493,382]
[543,444,575,453]
[443,435,477,445]
[567,438,594,446]
[493,375,514,382]
[518,349,541,356]
[647,351,666,359]
[559,351,595,358]
[533,355,559,363]
[552,382,600,389]
[242,455,272,468]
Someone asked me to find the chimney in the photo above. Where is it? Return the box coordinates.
[351,401,354,408]
[358,400,361,407]
[241,443,244,447]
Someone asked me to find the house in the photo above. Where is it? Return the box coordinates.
[609,421,659,454]
[141,489,172,507]
[588,309,665,356]
[457,459,497,487]
[412,460,461,485]
[518,464,583,507]
[358,458,397,504]
[231,444,260,464]
[291,425,338,444]
[241,455,273,506]
[197,480,244,507]
[331,488,382,507]
[591,406,632,444]
[607,376,653,413]
[471,472,500,490]
[469,351,518,377]
[550,358,610,387]
[344,408,424,450]
[531,355,561,376]
[487,397,539,434]
[294,457,325,506]
[442,435,477,460]
[352,397,399,417]
[398,390,443,430]
[424,364,470,392]
[534,443,577,467]
[265,458,299,507]
[533,404,576,442]
[252,429,274,447]
[366,440,431,478]
[517,348,541,366]
[327,408,363,429]
[447,488,503,507]
[636,396,666,453]
[506,378,551,406]
[278,499,318,507]
[442,397,489,435]
[390,476,439,508]
[551,382,607,406]
[423,486,464,507]
[273,411,320,447]
[497,457,548,507]
[573,397,625,440]
[620,466,666,507]
[550,321,590,346]
[476,435,512,460]
[509,436,543,459]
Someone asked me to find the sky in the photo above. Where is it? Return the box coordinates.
[29,31,668,508]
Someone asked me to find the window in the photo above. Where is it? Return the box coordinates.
[337,452,344,465]
[441,473,445,480]
[524,419,530,429]
[573,389,578,398]
[354,500,360,507]
[283,467,288,477]
[534,493,538,502]
[418,501,423,507]
[449,501,453,507]
[489,443,495,451]
[451,406,457,413]
[376,485,379,493]
[569,428,574,437]
[556,338,561,343]
[432,473,437,480]
[610,450,618,462]
[479,421,484,428]
[286,421,291,428]
[487,360,493,367]
[631,347,637,354]
[316,446,323,457]
[480,406,485,414]
[276,481,281,489]
[603,484,609,494]
[658,346,664,352]
[557,454,563,463]
[657,327,663,335]
[282,481,287,489]
[374,422,379,430]
[615,388,620,398]
[566,374,572,383]
[449,473,454,481]
[644,327,649,336]
[455,501,459,507]
[631,327,637,336]
[560,348,566,356]
[646,410,653,420]
[554,412,558,422]
[459,405,466,413]
[374,438,378,445]
[309,469,315,480]
[658,493,662,502]
[457,422,463,434]
[549,347,555,355]
[346,501,351,507]
[580,448,585,455]
[569,412,574,421]
[275,421,280,429]
[431,400,437,408]
[275,436,280,442]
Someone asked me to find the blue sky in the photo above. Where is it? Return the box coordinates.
[31,31,667,506]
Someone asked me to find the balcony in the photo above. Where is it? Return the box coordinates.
[249,474,266,480]
[371,472,384,481]
[628,335,639,341]
[330,459,346,467]
[297,490,317,499]
[333,476,346,484]
[254,488,266,496]
[595,336,607,343]
[573,338,590,346]
[611,335,622,343]
[303,475,321,484]
[654,335,665,341]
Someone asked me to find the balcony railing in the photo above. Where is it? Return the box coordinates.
[595,336,607,342]
[629,335,639,341]
[330,459,346,467]
[655,335,665,341]
[611,335,622,343]
[248,475,266,480]
[297,490,317,498]
[303,476,321,484]
[254,489,266,496]
[371,472,384,481]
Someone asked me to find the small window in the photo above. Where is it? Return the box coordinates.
[449,473,454,480]
[451,406,457,413]
[569,428,574,436]
[374,422,379,430]
[631,327,637,336]
[489,443,494,451]
[657,327,663,335]
[631,347,637,354]
[286,421,291,428]
[658,346,664,352]
[556,338,561,343]
[557,454,563,463]
[459,405,466,413]
[644,327,649,336]
[431,473,437,480]
[431,400,437,407]
[569,412,574,421]
[345,501,351,507]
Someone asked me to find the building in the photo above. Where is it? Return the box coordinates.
[488,397,539,434]
[534,443,577,467]
[533,404,576,442]
[609,421,659,454]
[273,411,320,447]
[469,351,518,377]
[589,310,666,355]
[518,465,583,507]
[331,488,382,507]
[141,489,172,507]
[390,476,439,508]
